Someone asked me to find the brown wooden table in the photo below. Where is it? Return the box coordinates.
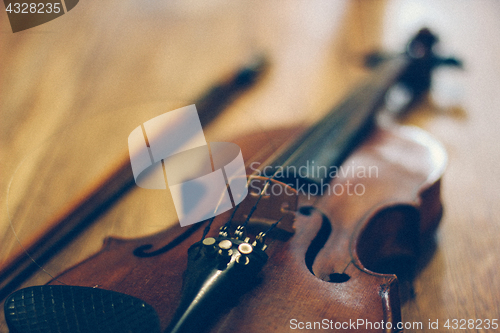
[1,1,499,332]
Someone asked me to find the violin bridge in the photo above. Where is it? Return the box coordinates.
[232,176,298,234]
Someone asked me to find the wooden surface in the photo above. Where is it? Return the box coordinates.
[1,0,499,332]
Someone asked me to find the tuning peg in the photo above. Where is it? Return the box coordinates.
[234,225,247,240]
[236,243,253,265]
[202,237,217,256]
[252,232,268,252]
[219,225,230,237]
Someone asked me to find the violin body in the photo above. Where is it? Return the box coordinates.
[46,123,446,332]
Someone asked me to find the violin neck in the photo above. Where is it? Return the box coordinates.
[262,56,409,185]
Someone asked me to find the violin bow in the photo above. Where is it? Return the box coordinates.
[0,57,268,301]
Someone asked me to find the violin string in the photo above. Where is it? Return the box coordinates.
[224,167,279,230]
[233,125,315,238]
[200,177,247,240]
[200,216,217,241]
[262,215,285,236]
[233,131,294,227]
[201,152,283,239]
[199,170,241,241]
[241,177,272,228]
[195,84,297,242]
[223,203,240,229]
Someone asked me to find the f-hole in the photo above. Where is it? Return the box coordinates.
[300,207,351,283]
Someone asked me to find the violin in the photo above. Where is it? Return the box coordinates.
[4,29,460,333]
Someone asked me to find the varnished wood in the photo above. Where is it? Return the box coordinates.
[45,124,444,332]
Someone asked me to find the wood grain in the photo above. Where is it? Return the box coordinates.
[1,0,499,332]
